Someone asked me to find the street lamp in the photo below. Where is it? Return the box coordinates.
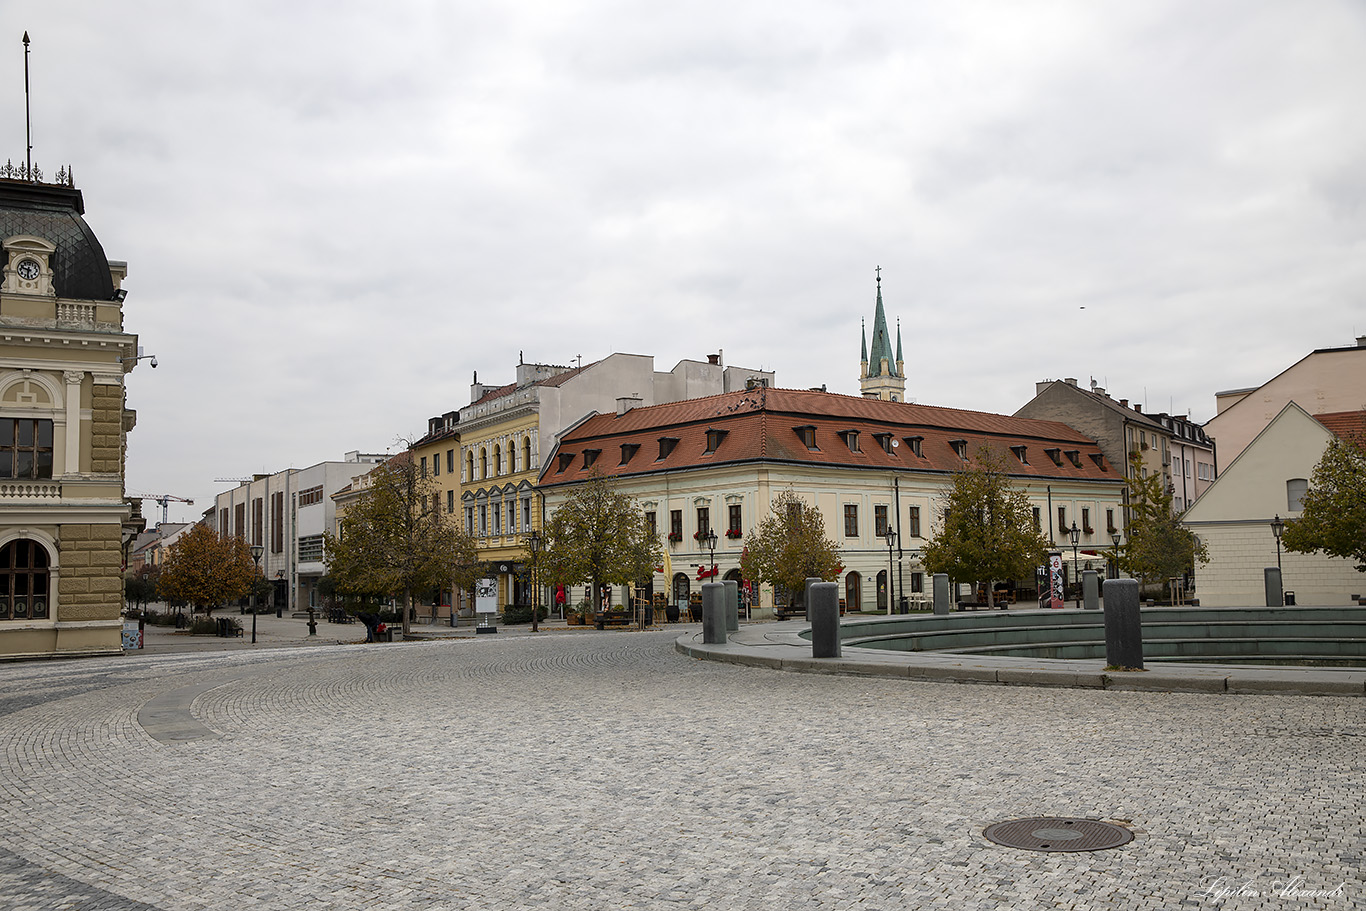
[1110,531,1122,580]
[1068,522,1081,609]
[1270,514,1284,572]
[883,527,897,614]
[249,544,264,644]
[527,529,541,633]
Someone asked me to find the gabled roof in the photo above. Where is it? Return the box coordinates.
[540,387,1119,486]
[1314,410,1366,453]
[1018,380,1167,431]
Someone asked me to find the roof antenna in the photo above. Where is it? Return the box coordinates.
[23,32,32,176]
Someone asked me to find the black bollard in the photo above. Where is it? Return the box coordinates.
[723,580,739,633]
[702,582,727,645]
[1102,578,1143,669]
[810,582,841,658]
[307,607,317,636]
[932,573,950,615]
[1264,568,1283,607]
[1082,570,1100,610]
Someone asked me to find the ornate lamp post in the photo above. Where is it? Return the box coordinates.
[249,544,264,644]
[1270,514,1284,572]
[883,527,897,614]
[704,528,718,578]
[1110,531,1122,580]
[527,529,541,632]
[1068,522,1081,609]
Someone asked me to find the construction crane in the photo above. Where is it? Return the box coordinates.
[134,494,194,526]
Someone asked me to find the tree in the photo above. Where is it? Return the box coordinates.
[539,471,660,614]
[921,446,1050,607]
[157,524,257,614]
[739,488,842,608]
[324,454,480,636]
[1282,437,1366,571]
[124,565,160,611]
[1119,451,1208,593]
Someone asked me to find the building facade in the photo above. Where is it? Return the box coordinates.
[213,451,388,612]
[1184,404,1364,606]
[0,175,142,659]
[459,352,775,612]
[539,387,1127,616]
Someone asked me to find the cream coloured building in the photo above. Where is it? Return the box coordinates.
[1184,403,1363,606]
[0,175,142,659]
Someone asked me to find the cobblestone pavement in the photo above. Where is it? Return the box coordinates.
[0,632,1361,910]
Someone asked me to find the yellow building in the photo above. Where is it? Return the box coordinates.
[0,174,142,658]
[410,412,461,618]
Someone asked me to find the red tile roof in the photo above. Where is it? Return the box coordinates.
[540,387,1122,486]
[1315,410,1366,453]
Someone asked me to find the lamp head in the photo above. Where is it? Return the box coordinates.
[1270,514,1284,540]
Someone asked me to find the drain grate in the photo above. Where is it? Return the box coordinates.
[983,817,1133,852]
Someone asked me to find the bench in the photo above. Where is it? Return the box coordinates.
[594,611,633,629]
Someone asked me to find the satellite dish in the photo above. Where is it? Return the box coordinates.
[892,438,900,447]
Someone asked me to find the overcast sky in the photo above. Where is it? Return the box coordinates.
[11,1,1365,524]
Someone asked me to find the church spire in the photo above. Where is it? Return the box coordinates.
[895,317,904,373]
[867,266,896,378]
[859,266,907,402]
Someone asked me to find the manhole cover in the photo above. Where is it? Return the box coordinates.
[983,817,1133,852]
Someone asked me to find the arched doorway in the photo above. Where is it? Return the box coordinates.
[876,570,888,611]
[672,573,690,607]
[845,572,861,614]
[2,538,50,620]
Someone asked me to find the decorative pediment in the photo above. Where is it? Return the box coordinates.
[3,235,57,297]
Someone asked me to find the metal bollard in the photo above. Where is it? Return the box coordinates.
[809,581,841,658]
[702,582,727,645]
[1082,570,1100,611]
[723,580,739,633]
[1264,568,1283,607]
[932,573,950,615]
[1102,578,1143,669]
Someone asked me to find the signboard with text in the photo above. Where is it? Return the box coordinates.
[1048,553,1064,609]
[475,578,498,614]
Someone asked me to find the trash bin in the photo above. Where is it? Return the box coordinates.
[1284,591,1295,606]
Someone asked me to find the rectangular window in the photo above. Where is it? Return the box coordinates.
[696,507,710,537]
[908,506,922,538]
[670,510,683,540]
[479,504,488,535]
[493,502,502,534]
[522,498,532,529]
[1106,508,1116,532]
[728,504,742,536]
[433,454,440,477]
[219,509,229,537]
[420,456,428,478]
[844,504,858,538]
[234,503,246,539]
[298,534,324,562]
[911,572,924,594]
[874,505,889,538]
[905,436,924,457]
[447,449,455,473]
[1032,507,1041,531]
[466,506,475,535]
[510,501,519,533]
[271,491,284,554]
[645,511,657,536]
[299,486,324,507]
[0,418,53,479]
[447,489,455,513]
[1082,508,1092,533]
[251,498,263,546]
[1057,507,1067,532]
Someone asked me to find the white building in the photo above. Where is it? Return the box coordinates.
[212,451,388,612]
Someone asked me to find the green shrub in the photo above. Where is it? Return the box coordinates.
[501,604,549,625]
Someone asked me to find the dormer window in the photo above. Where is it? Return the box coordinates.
[949,439,968,460]
[904,436,924,457]
[657,437,679,460]
[1011,445,1028,465]
[1045,448,1062,466]
[619,443,640,465]
[1089,453,1107,471]
[793,425,818,450]
[704,428,729,453]
[1065,450,1082,468]
[582,449,600,469]
[556,453,574,473]
[838,429,861,453]
[873,432,893,454]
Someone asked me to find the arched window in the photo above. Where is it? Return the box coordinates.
[508,444,517,474]
[493,445,502,477]
[2,539,50,620]
[523,436,532,473]
[480,448,488,479]
[845,572,861,614]
[466,451,474,481]
[1286,478,1309,512]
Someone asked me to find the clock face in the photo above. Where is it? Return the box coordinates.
[16,258,40,281]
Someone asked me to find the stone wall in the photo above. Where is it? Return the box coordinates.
[58,523,124,621]
[90,383,123,474]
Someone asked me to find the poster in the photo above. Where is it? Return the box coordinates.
[475,578,498,614]
[1048,553,1064,609]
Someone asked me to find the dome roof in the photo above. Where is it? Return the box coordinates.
[0,179,115,301]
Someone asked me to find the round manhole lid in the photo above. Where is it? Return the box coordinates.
[983,817,1133,852]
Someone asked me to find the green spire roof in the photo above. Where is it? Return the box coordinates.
[860,318,868,363]
[868,270,898,378]
[895,318,903,364]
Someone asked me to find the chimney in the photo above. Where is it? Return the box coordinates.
[1036,381,1052,396]
[1064,377,1078,387]
[1357,335,1366,348]
[1134,403,1142,413]
[707,353,720,365]
[1119,398,1128,408]
[616,395,643,416]
[470,370,485,404]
